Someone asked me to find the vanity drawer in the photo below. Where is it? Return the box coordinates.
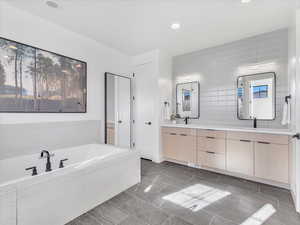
[197,136,225,154]
[161,127,196,136]
[198,151,225,170]
[227,131,256,141]
[227,131,289,145]
[197,129,226,139]
[254,133,289,145]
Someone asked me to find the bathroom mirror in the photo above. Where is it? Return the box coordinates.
[176,81,200,118]
[237,72,276,120]
[105,72,132,148]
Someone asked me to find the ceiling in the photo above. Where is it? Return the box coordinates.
[3,0,295,56]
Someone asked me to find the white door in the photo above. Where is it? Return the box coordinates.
[115,76,131,148]
[134,62,158,160]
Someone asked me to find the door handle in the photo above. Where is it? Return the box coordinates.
[118,120,122,124]
[145,122,152,125]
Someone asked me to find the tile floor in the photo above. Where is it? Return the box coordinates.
[67,159,300,225]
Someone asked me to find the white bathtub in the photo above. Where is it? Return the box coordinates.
[0,144,141,225]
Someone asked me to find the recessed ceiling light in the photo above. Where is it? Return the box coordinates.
[171,23,181,30]
[46,1,59,9]
[241,0,252,3]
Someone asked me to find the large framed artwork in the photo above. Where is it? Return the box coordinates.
[0,37,87,113]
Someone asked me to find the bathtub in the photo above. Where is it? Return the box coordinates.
[0,144,141,225]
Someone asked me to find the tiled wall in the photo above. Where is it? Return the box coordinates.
[172,29,289,128]
[0,120,101,160]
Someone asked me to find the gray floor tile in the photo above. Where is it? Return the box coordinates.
[160,201,214,225]
[209,216,238,225]
[78,213,111,225]
[161,216,194,225]
[117,194,169,225]
[260,184,294,206]
[118,216,150,225]
[88,201,129,225]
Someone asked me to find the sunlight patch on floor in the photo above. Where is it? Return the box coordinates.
[162,184,231,212]
[240,204,276,225]
[144,185,153,193]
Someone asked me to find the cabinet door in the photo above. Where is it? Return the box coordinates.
[177,134,196,163]
[255,142,289,183]
[162,133,179,160]
[198,151,225,170]
[227,140,254,176]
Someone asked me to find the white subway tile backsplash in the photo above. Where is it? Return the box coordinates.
[173,29,289,129]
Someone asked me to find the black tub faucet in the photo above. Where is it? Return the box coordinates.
[40,150,52,172]
[26,166,38,176]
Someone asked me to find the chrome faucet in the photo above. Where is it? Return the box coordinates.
[40,150,52,172]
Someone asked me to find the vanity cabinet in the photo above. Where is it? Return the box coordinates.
[162,126,291,186]
[255,142,289,183]
[227,139,254,176]
[162,127,196,163]
[197,130,226,170]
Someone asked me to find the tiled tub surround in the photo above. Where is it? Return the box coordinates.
[67,159,300,225]
[172,29,289,129]
[0,144,140,225]
[0,120,102,160]
[161,125,293,189]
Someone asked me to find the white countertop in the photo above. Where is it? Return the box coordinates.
[161,123,294,136]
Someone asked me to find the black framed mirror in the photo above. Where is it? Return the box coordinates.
[237,72,276,120]
[104,72,132,148]
[176,81,200,119]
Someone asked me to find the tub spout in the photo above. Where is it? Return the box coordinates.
[40,150,52,172]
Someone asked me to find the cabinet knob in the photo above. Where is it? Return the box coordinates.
[145,122,152,125]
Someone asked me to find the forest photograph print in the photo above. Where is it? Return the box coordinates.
[0,37,87,113]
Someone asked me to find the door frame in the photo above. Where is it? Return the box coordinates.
[104,72,133,147]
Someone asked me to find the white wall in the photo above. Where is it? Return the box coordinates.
[0,2,130,127]
[294,4,300,213]
[288,2,297,210]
